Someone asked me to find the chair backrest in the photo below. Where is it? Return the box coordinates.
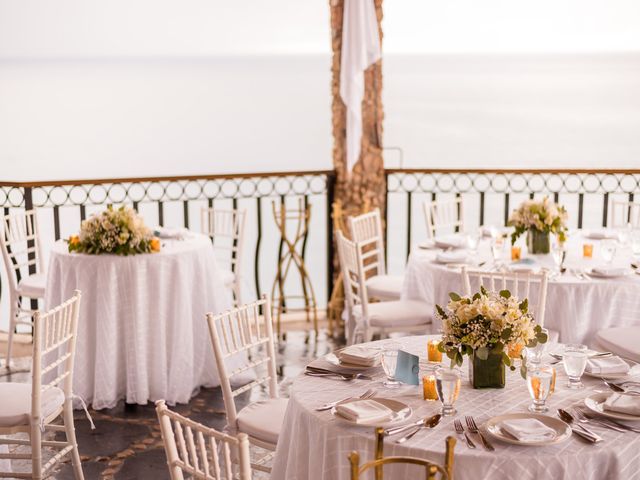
[348,208,386,276]
[32,290,82,422]
[156,400,252,480]
[610,200,640,228]
[201,208,247,275]
[206,295,278,428]
[423,198,464,240]
[461,266,549,327]
[336,231,370,321]
[349,427,456,480]
[0,209,45,293]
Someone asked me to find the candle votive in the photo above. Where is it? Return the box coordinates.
[423,374,438,401]
[583,243,593,258]
[427,339,443,363]
[511,246,522,261]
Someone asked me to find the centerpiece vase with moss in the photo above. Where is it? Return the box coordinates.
[508,196,567,255]
[527,229,550,254]
[437,288,548,390]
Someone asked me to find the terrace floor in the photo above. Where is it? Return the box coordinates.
[0,324,343,479]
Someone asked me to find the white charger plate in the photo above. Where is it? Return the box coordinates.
[585,268,632,279]
[332,398,412,427]
[584,392,640,421]
[484,413,571,446]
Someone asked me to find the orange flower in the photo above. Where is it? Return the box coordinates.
[150,237,161,253]
[69,235,80,247]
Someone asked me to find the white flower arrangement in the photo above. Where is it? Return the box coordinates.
[68,205,159,255]
[508,196,568,244]
[437,287,547,369]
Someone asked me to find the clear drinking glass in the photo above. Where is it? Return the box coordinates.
[601,240,617,265]
[526,363,554,413]
[435,367,461,416]
[631,230,640,259]
[563,344,588,389]
[381,342,401,388]
[525,327,548,365]
[551,244,566,273]
[466,229,481,256]
[491,236,504,266]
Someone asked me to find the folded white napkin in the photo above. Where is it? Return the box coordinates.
[335,399,394,424]
[585,356,630,375]
[337,346,381,367]
[591,266,628,277]
[435,251,469,264]
[585,229,618,240]
[434,234,467,249]
[153,227,189,240]
[500,418,557,442]
[603,393,640,416]
[507,263,540,273]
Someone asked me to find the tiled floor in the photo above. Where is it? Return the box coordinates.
[1,330,343,479]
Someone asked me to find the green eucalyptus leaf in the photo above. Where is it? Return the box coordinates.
[501,352,512,366]
[449,292,461,301]
[536,332,549,344]
[499,289,511,299]
[435,304,446,317]
[519,298,528,313]
[476,346,489,360]
[480,285,488,296]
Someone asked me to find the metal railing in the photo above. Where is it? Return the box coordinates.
[1,168,640,329]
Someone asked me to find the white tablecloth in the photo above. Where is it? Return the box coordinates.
[402,232,640,344]
[271,335,640,480]
[45,234,233,409]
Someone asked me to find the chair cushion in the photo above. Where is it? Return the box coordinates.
[236,398,288,445]
[0,383,64,427]
[16,272,46,298]
[365,275,403,301]
[220,269,236,287]
[354,300,432,327]
[595,327,640,363]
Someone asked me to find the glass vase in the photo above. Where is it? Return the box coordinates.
[527,229,550,255]
[469,351,506,389]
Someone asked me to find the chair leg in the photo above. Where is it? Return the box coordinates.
[4,303,18,369]
[30,421,43,480]
[63,402,85,480]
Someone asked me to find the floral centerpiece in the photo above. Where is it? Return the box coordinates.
[437,287,547,388]
[68,205,160,255]
[508,197,568,254]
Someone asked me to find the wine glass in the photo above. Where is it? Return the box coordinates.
[526,363,554,413]
[525,327,548,365]
[466,229,481,256]
[435,367,461,416]
[601,240,617,265]
[551,243,566,274]
[563,344,588,389]
[381,342,401,388]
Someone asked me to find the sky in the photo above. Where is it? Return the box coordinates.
[1,0,640,58]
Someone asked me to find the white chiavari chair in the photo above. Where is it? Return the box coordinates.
[460,266,557,342]
[0,209,46,369]
[348,208,403,301]
[0,291,86,479]
[206,295,286,473]
[610,200,640,229]
[336,231,432,345]
[201,207,247,307]
[423,197,465,240]
[155,400,252,480]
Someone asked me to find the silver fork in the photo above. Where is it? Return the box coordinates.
[315,388,376,411]
[571,408,627,432]
[454,418,476,449]
[465,416,495,451]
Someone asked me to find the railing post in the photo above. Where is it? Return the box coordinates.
[24,187,38,319]
[326,172,336,303]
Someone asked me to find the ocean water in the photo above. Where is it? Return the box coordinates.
[1,53,639,330]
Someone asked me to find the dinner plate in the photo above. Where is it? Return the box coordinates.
[584,268,632,279]
[584,392,640,421]
[418,240,436,250]
[331,398,412,427]
[484,413,571,446]
[325,352,381,371]
[547,345,600,359]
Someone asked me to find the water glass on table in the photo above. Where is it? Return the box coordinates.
[466,229,481,256]
[600,240,617,265]
[435,367,461,416]
[563,344,588,389]
[491,236,505,266]
[526,363,555,413]
[381,342,401,388]
[525,327,548,364]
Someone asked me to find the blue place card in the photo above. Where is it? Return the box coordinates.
[395,350,420,385]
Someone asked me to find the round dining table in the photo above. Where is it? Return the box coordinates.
[270,335,640,480]
[45,232,234,410]
[402,231,640,344]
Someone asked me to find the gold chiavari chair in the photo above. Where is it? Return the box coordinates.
[349,427,456,480]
